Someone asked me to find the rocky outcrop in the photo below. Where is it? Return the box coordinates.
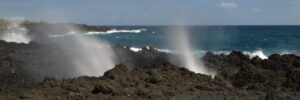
[203,51,300,91]
[0,64,298,100]
[0,41,299,99]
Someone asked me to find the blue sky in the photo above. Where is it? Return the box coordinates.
[0,0,300,25]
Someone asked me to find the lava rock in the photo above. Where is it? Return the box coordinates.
[92,81,114,94]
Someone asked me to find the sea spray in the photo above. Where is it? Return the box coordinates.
[32,11,118,78]
[167,26,216,77]
[49,30,117,77]
[0,17,32,44]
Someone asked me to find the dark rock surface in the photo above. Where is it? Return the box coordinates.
[0,41,299,100]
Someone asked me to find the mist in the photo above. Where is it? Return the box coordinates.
[167,26,216,77]
[0,16,117,79]
[53,31,116,77]
[30,22,118,78]
[0,16,218,79]
[32,10,118,78]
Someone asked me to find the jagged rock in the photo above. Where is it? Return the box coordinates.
[103,64,129,80]
[92,81,114,94]
[0,41,299,99]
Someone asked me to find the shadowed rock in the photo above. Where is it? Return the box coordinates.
[0,41,299,99]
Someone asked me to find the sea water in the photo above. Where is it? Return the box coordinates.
[55,25,300,58]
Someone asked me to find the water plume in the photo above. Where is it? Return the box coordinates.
[0,17,32,44]
[29,9,118,78]
[21,10,118,78]
[47,26,117,78]
[167,26,216,77]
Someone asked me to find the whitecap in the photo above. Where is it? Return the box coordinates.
[154,48,173,53]
[86,28,147,35]
[49,28,147,38]
[243,50,268,59]
[152,48,268,59]
[130,47,142,52]
[213,51,231,55]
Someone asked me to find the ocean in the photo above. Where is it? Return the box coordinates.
[79,26,300,58]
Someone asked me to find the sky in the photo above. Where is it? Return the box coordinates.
[0,0,300,25]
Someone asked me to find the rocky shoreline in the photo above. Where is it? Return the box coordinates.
[0,41,299,100]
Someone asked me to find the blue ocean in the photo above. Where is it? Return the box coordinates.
[89,26,300,57]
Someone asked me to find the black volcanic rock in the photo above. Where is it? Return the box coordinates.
[0,41,299,99]
[1,62,298,100]
[92,81,114,94]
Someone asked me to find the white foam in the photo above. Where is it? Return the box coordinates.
[213,51,231,55]
[130,47,142,52]
[243,50,268,59]
[0,17,31,44]
[154,48,172,53]
[86,28,147,35]
[49,28,147,38]
[153,48,269,60]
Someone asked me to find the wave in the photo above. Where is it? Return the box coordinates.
[129,47,143,52]
[130,47,269,59]
[154,48,173,53]
[243,50,268,59]
[49,29,147,38]
[86,28,147,35]
[128,47,172,53]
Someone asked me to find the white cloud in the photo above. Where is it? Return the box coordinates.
[220,2,238,8]
[253,8,261,12]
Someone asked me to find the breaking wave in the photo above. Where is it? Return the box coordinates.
[130,47,142,52]
[128,47,270,59]
[243,50,268,59]
[86,28,147,35]
[49,28,147,37]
